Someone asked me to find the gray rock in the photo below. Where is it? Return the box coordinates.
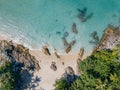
[50,62,57,71]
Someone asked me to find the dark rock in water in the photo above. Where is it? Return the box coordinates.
[86,12,93,20]
[72,23,78,34]
[62,38,76,53]
[50,62,57,71]
[90,31,99,45]
[77,7,93,22]
[65,45,71,53]
[42,46,51,55]
[70,40,76,46]
[62,37,69,47]
[77,7,87,16]
[63,32,69,37]
[65,40,76,53]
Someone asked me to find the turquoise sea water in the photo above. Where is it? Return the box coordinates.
[0,0,120,53]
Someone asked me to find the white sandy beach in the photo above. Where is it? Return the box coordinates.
[0,33,90,90]
[31,51,80,90]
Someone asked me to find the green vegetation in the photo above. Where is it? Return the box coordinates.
[54,46,120,90]
[0,62,16,90]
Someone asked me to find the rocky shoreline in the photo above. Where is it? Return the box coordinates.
[0,40,40,89]
[0,25,120,90]
[92,25,120,54]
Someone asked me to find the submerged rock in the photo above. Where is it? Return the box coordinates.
[62,37,69,47]
[77,7,93,22]
[70,40,76,46]
[72,23,78,34]
[64,32,69,37]
[90,31,99,45]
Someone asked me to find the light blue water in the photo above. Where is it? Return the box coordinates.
[0,0,120,53]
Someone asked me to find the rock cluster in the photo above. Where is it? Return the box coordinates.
[93,25,120,53]
[62,38,76,53]
[0,40,40,71]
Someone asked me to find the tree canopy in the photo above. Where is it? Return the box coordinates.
[54,47,120,90]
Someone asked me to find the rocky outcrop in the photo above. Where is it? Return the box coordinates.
[0,40,41,90]
[92,25,120,53]
[0,40,40,71]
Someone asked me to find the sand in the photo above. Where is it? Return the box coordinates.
[30,51,78,90]
[0,33,90,90]
[30,50,91,90]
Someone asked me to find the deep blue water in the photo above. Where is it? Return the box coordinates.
[0,0,120,53]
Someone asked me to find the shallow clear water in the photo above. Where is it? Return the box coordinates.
[0,0,120,53]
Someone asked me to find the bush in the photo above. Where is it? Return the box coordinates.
[0,62,15,90]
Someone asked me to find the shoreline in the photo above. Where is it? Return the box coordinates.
[0,25,120,89]
[0,32,90,55]
[0,33,91,90]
